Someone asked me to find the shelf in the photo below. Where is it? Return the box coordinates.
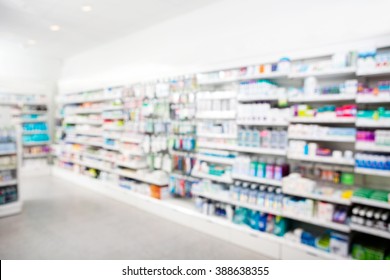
[102,115,125,120]
[22,130,48,135]
[65,139,103,147]
[103,126,125,131]
[288,134,355,143]
[197,142,237,151]
[82,153,117,162]
[72,130,102,137]
[282,212,350,232]
[120,136,143,143]
[103,134,121,140]
[356,68,390,77]
[122,149,144,156]
[102,145,121,151]
[0,165,17,171]
[233,146,287,156]
[65,158,113,173]
[23,141,50,146]
[354,167,390,177]
[197,133,237,139]
[115,169,169,186]
[198,77,237,85]
[289,117,355,124]
[192,190,282,216]
[0,201,22,218]
[66,108,103,114]
[288,94,356,103]
[350,224,390,239]
[355,119,390,128]
[237,95,283,102]
[355,142,390,153]
[356,93,390,104]
[23,153,49,159]
[58,95,122,104]
[116,162,148,170]
[281,240,348,260]
[21,118,47,123]
[103,105,124,111]
[351,197,390,210]
[288,154,355,166]
[197,154,235,165]
[289,67,356,79]
[0,151,16,156]
[191,171,233,184]
[196,110,236,120]
[232,173,282,187]
[237,120,288,126]
[64,119,102,125]
[0,179,17,187]
[196,91,236,100]
[283,190,351,206]
[238,72,288,81]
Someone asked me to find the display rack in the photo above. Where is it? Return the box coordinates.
[0,126,22,218]
[53,47,390,259]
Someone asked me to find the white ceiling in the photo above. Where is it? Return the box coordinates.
[0,0,220,59]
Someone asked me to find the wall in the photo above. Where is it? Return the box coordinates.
[0,49,61,94]
[59,0,390,93]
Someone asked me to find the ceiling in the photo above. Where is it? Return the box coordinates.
[0,0,220,59]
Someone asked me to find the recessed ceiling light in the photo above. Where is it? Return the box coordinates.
[27,39,36,45]
[81,5,92,12]
[50,25,60,31]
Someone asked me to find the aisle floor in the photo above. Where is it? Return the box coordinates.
[0,174,268,259]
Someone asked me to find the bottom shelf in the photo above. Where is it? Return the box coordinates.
[0,201,22,218]
[52,166,350,260]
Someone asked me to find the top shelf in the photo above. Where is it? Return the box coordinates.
[356,68,390,77]
[288,67,357,79]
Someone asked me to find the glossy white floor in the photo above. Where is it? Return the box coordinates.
[0,174,267,259]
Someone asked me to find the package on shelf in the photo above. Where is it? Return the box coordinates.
[288,140,354,160]
[23,145,50,155]
[351,205,390,232]
[172,153,195,175]
[233,155,289,181]
[291,104,357,118]
[197,120,237,135]
[0,155,17,168]
[238,80,286,99]
[358,80,390,95]
[22,122,48,132]
[355,153,390,171]
[193,160,232,178]
[237,103,289,122]
[238,127,288,149]
[357,48,390,71]
[356,130,390,146]
[353,187,390,204]
[288,124,356,138]
[352,242,390,260]
[357,107,390,121]
[289,79,358,97]
[0,185,18,205]
[291,51,357,75]
[196,96,236,113]
[168,175,198,198]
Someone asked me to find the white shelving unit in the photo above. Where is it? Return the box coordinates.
[192,190,282,216]
[356,93,390,104]
[289,117,356,124]
[288,94,356,103]
[282,212,350,232]
[191,171,233,184]
[236,120,288,126]
[354,168,390,177]
[196,110,236,120]
[232,173,282,187]
[196,154,235,165]
[355,142,390,153]
[232,146,287,156]
[356,68,390,77]
[351,197,390,210]
[288,67,356,79]
[355,119,390,128]
[288,134,355,143]
[350,224,390,239]
[283,189,351,206]
[288,154,355,166]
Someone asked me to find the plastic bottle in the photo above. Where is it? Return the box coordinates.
[257,185,267,206]
[248,184,258,204]
[240,182,250,203]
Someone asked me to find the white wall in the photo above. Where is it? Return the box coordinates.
[0,49,61,94]
[60,0,390,93]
